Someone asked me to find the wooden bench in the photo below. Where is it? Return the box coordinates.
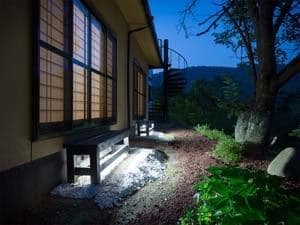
[64,129,129,184]
[136,120,154,136]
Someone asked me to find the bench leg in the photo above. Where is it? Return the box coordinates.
[90,150,100,184]
[146,124,150,136]
[124,137,129,146]
[137,124,141,136]
[67,150,74,183]
[118,137,129,146]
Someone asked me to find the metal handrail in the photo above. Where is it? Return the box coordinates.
[168,48,188,69]
[158,39,188,69]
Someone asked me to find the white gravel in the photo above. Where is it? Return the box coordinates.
[51,148,167,209]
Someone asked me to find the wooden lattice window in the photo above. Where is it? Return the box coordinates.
[133,63,146,119]
[40,0,65,51]
[106,34,117,119]
[36,0,117,139]
[71,1,117,122]
[73,1,89,121]
[38,0,69,128]
[91,19,105,73]
[91,18,106,120]
[73,64,88,120]
[39,48,65,123]
[91,72,106,119]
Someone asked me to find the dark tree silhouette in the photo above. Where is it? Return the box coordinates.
[180,0,300,150]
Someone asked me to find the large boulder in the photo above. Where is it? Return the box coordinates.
[267,147,300,178]
[235,110,271,144]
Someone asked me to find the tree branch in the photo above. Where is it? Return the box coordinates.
[179,0,197,14]
[178,0,198,37]
[242,19,258,82]
[277,54,300,87]
[197,8,224,26]
[247,1,261,65]
[226,7,257,83]
[273,0,292,35]
[196,3,233,36]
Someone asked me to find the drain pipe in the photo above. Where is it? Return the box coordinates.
[127,25,150,129]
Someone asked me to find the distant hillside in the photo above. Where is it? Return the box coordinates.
[150,66,300,99]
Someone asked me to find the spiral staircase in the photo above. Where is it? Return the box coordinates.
[166,68,187,97]
[149,39,188,121]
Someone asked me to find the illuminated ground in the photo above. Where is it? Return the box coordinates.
[23,127,268,225]
[51,148,167,208]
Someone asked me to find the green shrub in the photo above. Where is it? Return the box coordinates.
[289,129,300,137]
[195,124,210,133]
[195,124,244,164]
[178,166,300,225]
[169,96,200,126]
[168,76,244,133]
[214,135,244,164]
[195,124,225,141]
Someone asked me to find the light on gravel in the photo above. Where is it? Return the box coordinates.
[100,152,129,181]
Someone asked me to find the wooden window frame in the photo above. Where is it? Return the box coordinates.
[72,0,90,126]
[33,0,117,140]
[133,61,147,120]
[106,32,118,123]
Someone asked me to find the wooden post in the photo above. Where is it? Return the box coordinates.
[163,39,169,121]
[67,150,74,183]
[146,121,150,136]
[90,149,100,184]
[137,121,141,136]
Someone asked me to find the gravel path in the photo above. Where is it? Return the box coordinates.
[22,129,225,225]
[21,127,300,225]
[125,129,221,225]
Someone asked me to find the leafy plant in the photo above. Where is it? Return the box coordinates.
[217,75,244,119]
[168,76,244,133]
[213,136,244,164]
[289,129,300,138]
[195,124,225,141]
[178,167,300,225]
[195,124,244,164]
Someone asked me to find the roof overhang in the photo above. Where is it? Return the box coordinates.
[113,0,163,68]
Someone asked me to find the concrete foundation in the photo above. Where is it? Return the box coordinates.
[0,150,67,224]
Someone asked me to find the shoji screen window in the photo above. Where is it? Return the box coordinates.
[91,18,106,120]
[106,33,117,119]
[73,1,89,121]
[133,64,146,119]
[38,0,71,135]
[36,0,118,138]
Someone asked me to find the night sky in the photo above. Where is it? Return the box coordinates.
[149,0,240,67]
[148,0,298,68]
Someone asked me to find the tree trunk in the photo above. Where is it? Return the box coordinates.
[235,80,277,151]
[236,1,278,150]
[235,110,272,145]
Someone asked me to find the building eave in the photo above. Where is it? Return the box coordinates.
[141,0,163,67]
[114,0,163,68]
